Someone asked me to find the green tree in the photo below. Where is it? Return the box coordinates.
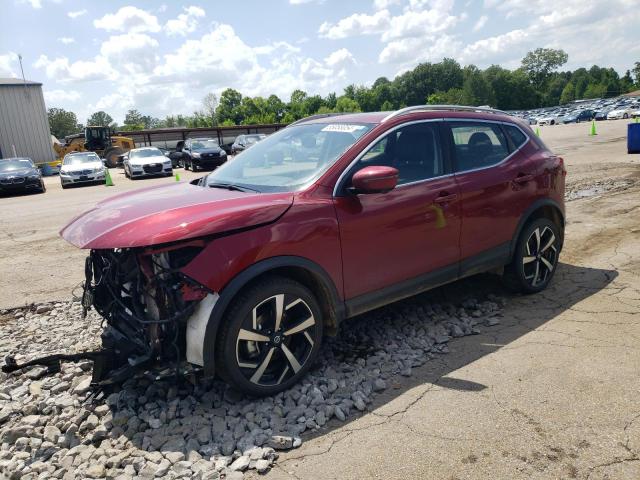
[86,111,114,128]
[216,88,243,125]
[521,48,568,87]
[48,108,80,139]
[560,81,576,104]
[461,66,495,106]
[633,62,640,86]
[121,109,145,131]
[334,96,361,112]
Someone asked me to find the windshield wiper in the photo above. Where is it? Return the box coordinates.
[208,182,259,193]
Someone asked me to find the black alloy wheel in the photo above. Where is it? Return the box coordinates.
[503,218,561,294]
[215,276,323,396]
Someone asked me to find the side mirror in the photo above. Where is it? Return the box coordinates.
[350,166,399,194]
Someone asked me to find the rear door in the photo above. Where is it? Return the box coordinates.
[334,120,461,303]
[445,120,537,275]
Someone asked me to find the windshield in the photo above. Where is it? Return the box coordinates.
[192,140,219,150]
[205,122,373,192]
[63,153,100,165]
[130,148,162,158]
[245,135,265,144]
[0,158,34,171]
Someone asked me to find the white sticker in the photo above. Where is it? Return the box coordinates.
[321,124,366,133]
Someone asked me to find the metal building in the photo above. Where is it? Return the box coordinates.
[0,78,55,165]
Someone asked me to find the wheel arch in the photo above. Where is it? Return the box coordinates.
[510,199,565,259]
[201,256,345,378]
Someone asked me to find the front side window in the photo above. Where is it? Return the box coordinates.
[449,122,510,172]
[352,122,444,185]
[205,122,373,192]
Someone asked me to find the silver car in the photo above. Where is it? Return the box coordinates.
[59,152,106,189]
[124,147,173,179]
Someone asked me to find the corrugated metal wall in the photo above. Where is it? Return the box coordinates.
[0,84,55,164]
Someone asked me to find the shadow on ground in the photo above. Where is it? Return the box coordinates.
[108,261,616,460]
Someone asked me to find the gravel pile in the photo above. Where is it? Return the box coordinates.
[0,293,505,479]
[565,178,635,201]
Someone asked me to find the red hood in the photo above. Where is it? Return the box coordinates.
[60,182,293,249]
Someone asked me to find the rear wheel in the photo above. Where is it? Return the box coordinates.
[503,218,561,294]
[215,276,323,396]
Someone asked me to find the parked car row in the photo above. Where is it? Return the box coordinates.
[511,94,640,126]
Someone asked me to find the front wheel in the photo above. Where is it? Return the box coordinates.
[503,218,561,294]
[623,113,629,119]
[215,276,324,396]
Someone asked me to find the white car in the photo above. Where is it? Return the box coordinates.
[630,109,640,119]
[537,115,561,126]
[59,152,106,189]
[124,147,173,179]
[607,108,632,120]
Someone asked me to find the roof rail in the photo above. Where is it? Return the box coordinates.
[381,105,508,123]
[287,112,350,127]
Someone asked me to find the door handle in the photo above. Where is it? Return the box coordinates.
[513,174,534,184]
[434,193,458,204]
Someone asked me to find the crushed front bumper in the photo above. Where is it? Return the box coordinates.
[3,245,209,388]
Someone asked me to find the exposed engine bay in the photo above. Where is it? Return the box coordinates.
[3,245,209,387]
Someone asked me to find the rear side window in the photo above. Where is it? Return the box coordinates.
[503,124,527,149]
[449,122,510,172]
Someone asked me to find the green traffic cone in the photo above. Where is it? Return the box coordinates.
[535,127,540,136]
[105,168,114,187]
[175,172,180,182]
[589,120,597,136]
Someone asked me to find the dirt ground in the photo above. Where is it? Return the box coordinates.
[1,119,639,479]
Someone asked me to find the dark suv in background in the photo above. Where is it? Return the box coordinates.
[54,105,566,395]
[181,137,228,171]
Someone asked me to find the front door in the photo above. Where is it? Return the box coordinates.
[333,120,461,305]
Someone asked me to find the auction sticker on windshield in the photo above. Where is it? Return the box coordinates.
[321,124,367,133]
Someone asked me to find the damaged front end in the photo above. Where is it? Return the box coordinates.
[3,244,210,387]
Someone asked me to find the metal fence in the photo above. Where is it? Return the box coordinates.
[114,124,287,150]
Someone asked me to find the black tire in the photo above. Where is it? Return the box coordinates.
[39,181,46,193]
[104,147,125,168]
[215,276,324,396]
[184,159,191,171]
[623,113,629,119]
[503,218,561,294]
[61,183,68,190]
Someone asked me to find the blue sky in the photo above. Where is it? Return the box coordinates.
[1,0,639,123]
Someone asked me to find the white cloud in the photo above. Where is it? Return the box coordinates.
[58,37,75,44]
[473,15,488,32]
[18,0,42,8]
[165,6,206,36]
[319,10,390,39]
[93,6,161,33]
[34,55,116,83]
[325,48,356,67]
[67,9,87,19]
[100,34,159,76]
[43,89,81,104]
[289,0,322,4]
[0,53,18,77]
[374,0,400,10]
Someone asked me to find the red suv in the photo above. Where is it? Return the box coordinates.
[55,106,565,395]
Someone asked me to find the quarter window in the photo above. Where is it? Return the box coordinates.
[503,124,527,150]
[354,122,444,185]
[449,122,510,172]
